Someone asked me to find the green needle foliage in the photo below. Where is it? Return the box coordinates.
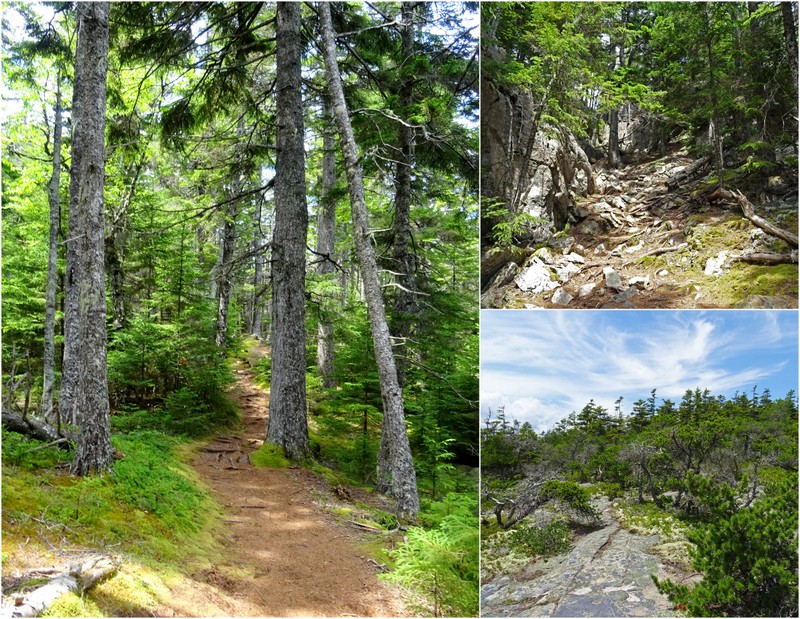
[655,473,799,617]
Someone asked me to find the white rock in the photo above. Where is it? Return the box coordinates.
[514,259,559,293]
[657,269,669,276]
[611,196,628,210]
[624,240,644,253]
[603,266,623,290]
[704,251,729,276]
[534,247,555,263]
[564,252,585,264]
[556,261,581,282]
[572,587,593,596]
[579,283,596,297]
[594,243,606,255]
[629,276,649,289]
[551,288,573,305]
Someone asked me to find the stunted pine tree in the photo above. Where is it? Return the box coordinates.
[62,1,114,475]
[319,1,419,521]
[267,2,311,460]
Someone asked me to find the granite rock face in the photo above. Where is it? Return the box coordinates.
[482,78,595,240]
[481,498,679,618]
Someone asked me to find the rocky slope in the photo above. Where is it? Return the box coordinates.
[482,147,798,309]
[481,498,693,618]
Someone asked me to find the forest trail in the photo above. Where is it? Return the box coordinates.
[481,498,692,617]
[182,343,410,618]
[483,147,798,309]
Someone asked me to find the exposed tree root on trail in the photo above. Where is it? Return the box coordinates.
[188,346,411,617]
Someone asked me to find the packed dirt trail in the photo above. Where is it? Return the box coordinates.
[186,342,409,618]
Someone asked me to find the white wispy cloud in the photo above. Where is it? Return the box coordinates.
[480,310,796,432]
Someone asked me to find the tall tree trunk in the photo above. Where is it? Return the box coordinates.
[62,1,113,476]
[267,1,311,461]
[41,72,63,427]
[249,200,266,338]
[705,7,725,187]
[214,199,237,349]
[319,2,419,521]
[782,2,799,92]
[316,96,337,388]
[106,152,144,331]
[215,122,245,350]
[390,2,418,389]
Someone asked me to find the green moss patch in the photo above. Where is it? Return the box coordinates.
[250,443,290,468]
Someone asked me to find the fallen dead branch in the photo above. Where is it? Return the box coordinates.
[1,408,75,447]
[2,555,117,618]
[709,188,798,248]
[665,155,710,190]
[730,252,798,266]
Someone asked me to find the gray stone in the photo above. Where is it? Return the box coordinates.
[481,80,594,234]
[610,287,638,303]
[534,247,555,264]
[611,196,628,211]
[603,266,623,290]
[704,251,729,276]
[486,262,519,290]
[552,288,573,306]
[767,175,791,194]
[515,259,559,293]
[556,261,581,282]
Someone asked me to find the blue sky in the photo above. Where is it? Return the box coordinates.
[481,310,799,433]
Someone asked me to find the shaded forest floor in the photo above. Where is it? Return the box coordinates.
[482,147,798,309]
[186,345,410,617]
[481,497,697,617]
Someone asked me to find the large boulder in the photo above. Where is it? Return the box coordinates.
[482,78,595,241]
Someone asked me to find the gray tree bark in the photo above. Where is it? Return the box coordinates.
[214,197,237,349]
[62,1,114,476]
[319,2,419,520]
[316,96,337,388]
[248,200,267,338]
[215,121,246,350]
[390,2,418,389]
[267,1,311,461]
[782,2,799,91]
[41,73,63,427]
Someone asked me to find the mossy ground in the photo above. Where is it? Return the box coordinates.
[615,500,694,569]
[1,429,226,616]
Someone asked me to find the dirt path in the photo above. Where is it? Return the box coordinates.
[186,345,409,617]
[481,499,692,617]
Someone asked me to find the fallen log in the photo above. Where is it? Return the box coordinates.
[734,189,798,248]
[665,156,711,190]
[709,188,798,248]
[730,252,798,266]
[1,408,75,447]
[2,556,117,618]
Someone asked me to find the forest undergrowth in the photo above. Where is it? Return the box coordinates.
[2,338,478,617]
